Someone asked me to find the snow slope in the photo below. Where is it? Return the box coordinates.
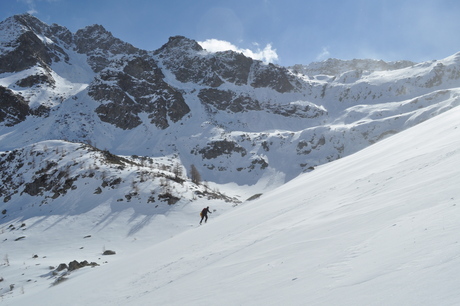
[2,104,459,305]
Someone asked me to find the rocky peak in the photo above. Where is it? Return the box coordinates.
[3,14,72,47]
[74,24,139,72]
[0,14,72,73]
[154,35,203,55]
[11,14,49,36]
[74,24,138,54]
[154,35,299,93]
[154,36,223,87]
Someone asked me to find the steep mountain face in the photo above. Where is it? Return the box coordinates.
[1,13,460,192]
[0,14,190,132]
[154,35,299,92]
[0,14,70,73]
[88,53,190,130]
[0,86,30,126]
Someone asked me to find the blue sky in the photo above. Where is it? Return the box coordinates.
[2,0,460,66]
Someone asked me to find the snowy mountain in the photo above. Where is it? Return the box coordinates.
[1,13,460,304]
[1,89,459,305]
[1,14,459,189]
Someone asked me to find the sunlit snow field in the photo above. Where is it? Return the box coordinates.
[1,105,459,305]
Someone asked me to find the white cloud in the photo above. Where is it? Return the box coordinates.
[198,39,278,64]
[20,0,59,15]
[18,0,38,14]
[316,47,330,61]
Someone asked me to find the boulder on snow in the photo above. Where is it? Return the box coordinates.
[67,260,99,271]
[56,263,68,271]
[68,260,83,271]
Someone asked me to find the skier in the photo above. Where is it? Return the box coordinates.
[199,206,212,224]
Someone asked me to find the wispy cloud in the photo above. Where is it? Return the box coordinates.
[316,47,330,61]
[18,0,38,14]
[18,0,60,15]
[198,39,278,64]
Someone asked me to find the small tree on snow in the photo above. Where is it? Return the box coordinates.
[190,164,201,185]
[173,162,183,179]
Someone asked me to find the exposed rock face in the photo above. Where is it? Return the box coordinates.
[0,86,30,126]
[74,24,139,72]
[194,140,247,160]
[0,30,52,72]
[268,101,327,118]
[0,15,70,73]
[16,69,55,88]
[154,36,224,87]
[198,89,261,113]
[250,62,296,92]
[89,55,190,129]
[73,26,191,130]
[0,14,192,130]
[22,165,77,198]
[154,35,300,93]
[214,51,253,86]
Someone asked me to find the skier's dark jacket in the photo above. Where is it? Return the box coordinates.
[201,207,211,216]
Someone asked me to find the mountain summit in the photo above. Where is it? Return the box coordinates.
[0,13,459,188]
